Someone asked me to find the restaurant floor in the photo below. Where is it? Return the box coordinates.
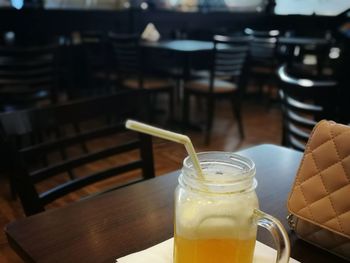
[0,95,282,262]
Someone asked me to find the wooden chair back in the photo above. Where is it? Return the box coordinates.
[277,64,338,151]
[1,90,154,216]
[0,44,58,111]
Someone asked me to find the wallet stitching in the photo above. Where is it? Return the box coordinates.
[297,154,350,185]
[290,122,326,221]
[323,210,349,224]
[331,134,350,183]
[312,127,345,233]
[289,121,350,247]
[296,155,316,222]
[308,152,335,224]
[328,127,347,233]
[302,196,349,219]
[308,129,350,154]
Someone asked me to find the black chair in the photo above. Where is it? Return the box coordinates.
[249,37,278,74]
[191,35,251,79]
[0,44,59,112]
[277,64,338,151]
[1,90,154,216]
[277,36,334,78]
[78,31,112,97]
[183,35,248,144]
[109,33,175,122]
[244,28,280,38]
[245,28,279,100]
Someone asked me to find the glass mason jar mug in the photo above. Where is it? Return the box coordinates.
[174,152,290,263]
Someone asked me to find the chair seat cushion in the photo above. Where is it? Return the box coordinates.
[124,78,172,90]
[185,78,237,93]
[191,70,233,80]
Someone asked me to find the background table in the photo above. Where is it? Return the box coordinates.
[5,144,348,263]
[278,37,330,46]
[142,39,215,125]
[141,40,215,80]
[141,40,214,53]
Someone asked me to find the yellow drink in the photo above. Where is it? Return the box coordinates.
[174,234,256,263]
[174,153,260,263]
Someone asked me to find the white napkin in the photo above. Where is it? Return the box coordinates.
[141,23,161,42]
[117,238,300,263]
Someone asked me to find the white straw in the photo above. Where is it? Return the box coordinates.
[125,120,203,178]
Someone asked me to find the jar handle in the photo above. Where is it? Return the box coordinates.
[254,209,290,263]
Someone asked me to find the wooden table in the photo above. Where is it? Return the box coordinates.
[5,144,348,263]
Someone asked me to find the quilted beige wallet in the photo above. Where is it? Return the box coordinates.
[287,120,350,260]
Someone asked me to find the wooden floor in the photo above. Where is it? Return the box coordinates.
[0,96,282,262]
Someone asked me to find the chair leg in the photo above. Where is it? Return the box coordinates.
[149,94,157,123]
[182,91,190,132]
[140,91,152,123]
[175,78,182,104]
[9,168,17,200]
[36,132,49,167]
[195,96,203,112]
[281,122,287,146]
[231,97,244,139]
[168,88,174,123]
[205,97,215,145]
[73,123,89,154]
[54,128,75,180]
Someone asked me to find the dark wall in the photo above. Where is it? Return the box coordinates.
[133,11,266,38]
[134,10,341,38]
[0,8,345,42]
[0,9,131,39]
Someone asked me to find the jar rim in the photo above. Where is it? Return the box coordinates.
[184,151,255,175]
[181,152,256,193]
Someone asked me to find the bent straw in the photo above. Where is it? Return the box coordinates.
[125,120,203,178]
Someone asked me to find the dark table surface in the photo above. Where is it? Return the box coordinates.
[142,38,330,52]
[5,144,348,263]
[278,37,330,46]
[141,40,214,53]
